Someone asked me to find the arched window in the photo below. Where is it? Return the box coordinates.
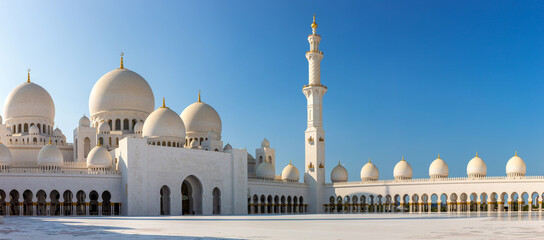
[116,138,119,145]
[98,137,104,145]
[115,119,121,130]
[259,156,263,164]
[24,123,28,132]
[84,137,91,158]
[108,120,113,131]
[123,119,129,130]
[132,119,137,131]
[200,137,204,144]
[109,137,112,146]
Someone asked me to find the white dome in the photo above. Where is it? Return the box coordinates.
[190,139,199,148]
[360,159,379,181]
[142,106,186,140]
[281,162,300,181]
[394,157,413,180]
[133,121,144,133]
[4,82,55,122]
[429,155,449,179]
[256,161,275,179]
[261,138,270,148]
[180,101,222,137]
[89,68,155,116]
[331,163,348,182]
[53,127,63,137]
[37,142,63,166]
[506,152,526,177]
[86,145,113,168]
[79,115,90,127]
[0,143,12,166]
[467,153,487,177]
[29,125,39,135]
[98,121,111,133]
[223,143,232,151]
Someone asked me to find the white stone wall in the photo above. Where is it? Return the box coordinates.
[116,138,247,216]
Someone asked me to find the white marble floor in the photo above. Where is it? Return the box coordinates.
[1,213,544,239]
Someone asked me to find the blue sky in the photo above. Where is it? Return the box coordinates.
[0,0,543,181]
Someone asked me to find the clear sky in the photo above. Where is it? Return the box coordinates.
[0,0,543,181]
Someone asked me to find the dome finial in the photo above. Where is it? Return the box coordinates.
[198,90,201,102]
[438,153,441,159]
[162,98,166,108]
[475,152,478,157]
[515,150,518,156]
[368,157,371,163]
[289,160,292,165]
[402,155,405,161]
[311,14,317,29]
[27,68,30,83]
[120,52,124,69]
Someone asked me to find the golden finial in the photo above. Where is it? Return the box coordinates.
[475,152,478,157]
[198,90,201,102]
[402,155,405,161]
[368,157,371,163]
[161,98,166,108]
[338,160,341,165]
[27,68,30,83]
[311,14,317,29]
[48,138,52,145]
[289,160,292,165]
[515,151,518,156]
[438,153,441,159]
[120,52,124,69]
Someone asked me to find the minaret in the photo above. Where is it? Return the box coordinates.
[303,15,327,214]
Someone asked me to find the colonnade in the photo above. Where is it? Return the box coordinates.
[248,195,307,214]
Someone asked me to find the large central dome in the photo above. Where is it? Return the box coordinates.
[4,82,55,122]
[89,68,155,116]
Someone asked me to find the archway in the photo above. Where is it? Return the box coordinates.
[9,190,19,215]
[213,188,221,215]
[23,190,33,215]
[36,190,47,215]
[102,191,112,215]
[181,175,202,215]
[63,191,73,215]
[160,186,170,215]
[89,191,99,215]
[76,190,86,215]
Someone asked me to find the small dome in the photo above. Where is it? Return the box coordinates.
[37,141,63,166]
[223,143,232,151]
[133,121,144,133]
[4,82,55,122]
[79,115,90,127]
[29,125,39,135]
[331,162,348,182]
[429,155,449,179]
[5,127,12,135]
[256,161,275,179]
[53,127,63,137]
[89,68,155,117]
[98,121,111,133]
[394,157,413,180]
[360,159,379,181]
[86,145,112,168]
[142,106,186,140]
[207,130,219,141]
[506,152,526,177]
[261,138,270,148]
[281,162,300,181]
[467,153,487,177]
[180,101,222,137]
[0,143,12,166]
[189,139,199,149]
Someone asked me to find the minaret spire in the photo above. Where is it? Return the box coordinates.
[311,14,318,34]
[120,52,124,69]
[198,90,201,102]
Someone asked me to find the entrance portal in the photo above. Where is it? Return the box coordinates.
[181,175,202,215]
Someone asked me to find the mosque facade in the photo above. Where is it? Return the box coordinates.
[0,17,542,216]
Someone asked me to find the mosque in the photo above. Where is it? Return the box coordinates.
[0,16,542,216]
